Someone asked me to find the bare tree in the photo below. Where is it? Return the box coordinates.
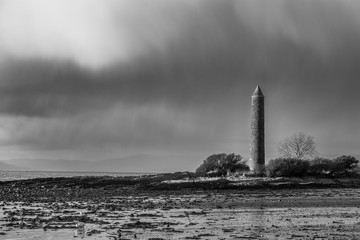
[278,133,318,160]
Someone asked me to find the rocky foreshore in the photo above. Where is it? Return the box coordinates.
[2,173,360,239]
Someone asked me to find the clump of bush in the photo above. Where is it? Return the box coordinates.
[266,155,359,178]
[308,158,333,176]
[332,155,359,176]
[196,153,249,177]
[266,158,309,177]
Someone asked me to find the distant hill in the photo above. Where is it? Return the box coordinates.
[0,161,28,171]
[1,159,90,172]
[0,155,196,173]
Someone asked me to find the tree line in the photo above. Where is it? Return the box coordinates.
[196,133,359,178]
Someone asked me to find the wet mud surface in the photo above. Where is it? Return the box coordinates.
[1,175,360,239]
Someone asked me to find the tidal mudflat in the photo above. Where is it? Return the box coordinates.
[1,175,360,239]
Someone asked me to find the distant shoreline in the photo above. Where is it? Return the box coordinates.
[0,170,158,182]
[0,169,157,174]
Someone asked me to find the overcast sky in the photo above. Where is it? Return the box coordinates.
[0,0,359,171]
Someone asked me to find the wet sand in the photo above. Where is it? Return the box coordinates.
[1,175,360,239]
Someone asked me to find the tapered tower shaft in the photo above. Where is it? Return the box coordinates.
[250,85,265,175]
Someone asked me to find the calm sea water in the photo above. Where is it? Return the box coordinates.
[0,170,152,182]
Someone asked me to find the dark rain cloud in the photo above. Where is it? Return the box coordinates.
[0,0,359,160]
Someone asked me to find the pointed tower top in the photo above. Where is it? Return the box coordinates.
[252,85,264,97]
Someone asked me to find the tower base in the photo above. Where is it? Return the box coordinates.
[250,161,265,176]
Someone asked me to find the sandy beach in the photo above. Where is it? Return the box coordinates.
[1,175,360,239]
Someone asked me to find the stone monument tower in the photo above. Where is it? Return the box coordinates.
[250,85,265,175]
